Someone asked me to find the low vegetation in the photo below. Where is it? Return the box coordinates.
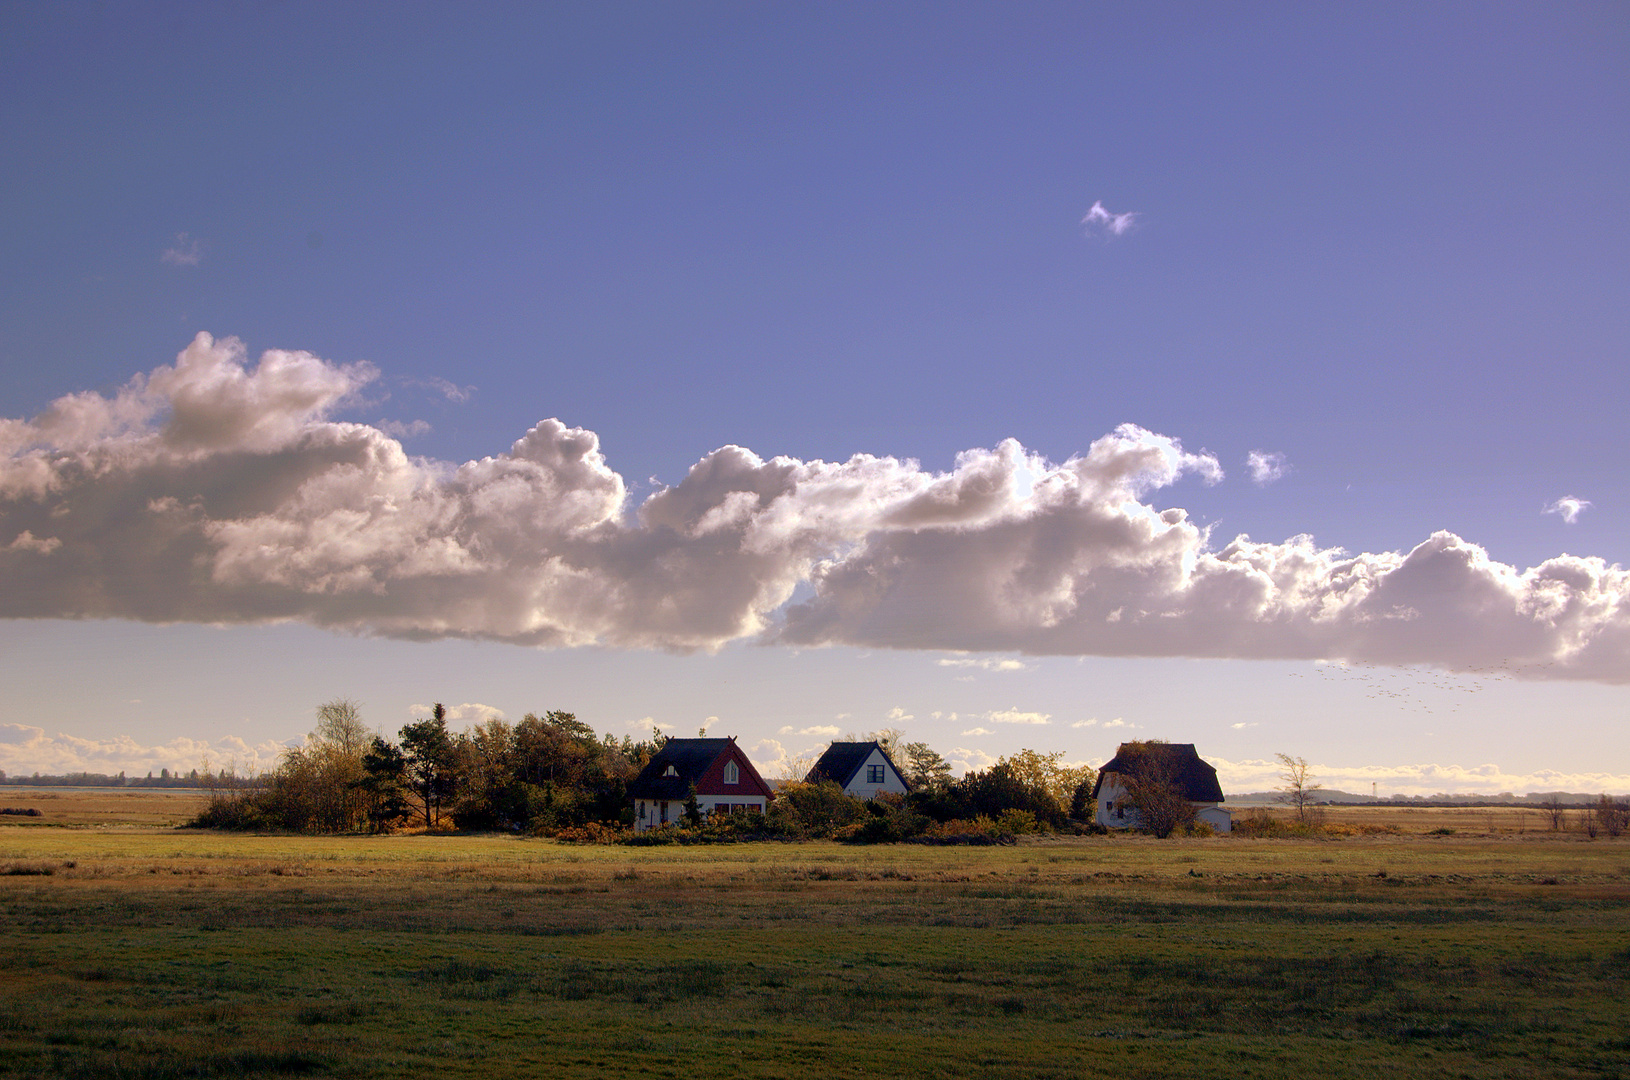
[0,811,1626,1079]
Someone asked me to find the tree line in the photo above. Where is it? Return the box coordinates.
[191,702,1106,837]
[193,701,665,834]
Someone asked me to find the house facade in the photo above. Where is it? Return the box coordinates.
[629,737,774,832]
[1091,742,1232,833]
[805,741,910,800]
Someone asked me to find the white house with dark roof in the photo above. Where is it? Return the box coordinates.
[805,741,910,800]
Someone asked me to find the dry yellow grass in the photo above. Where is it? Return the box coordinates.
[2,806,1628,1079]
[0,786,210,828]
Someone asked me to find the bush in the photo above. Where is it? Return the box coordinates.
[188,788,279,831]
[912,817,1016,845]
[549,822,624,844]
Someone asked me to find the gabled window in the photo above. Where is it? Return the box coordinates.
[724,761,739,785]
[664,764,678,777]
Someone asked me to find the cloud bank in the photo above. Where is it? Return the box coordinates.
[4,335,1629,680]
[0,722,287,777]
[1211,755,1630,799]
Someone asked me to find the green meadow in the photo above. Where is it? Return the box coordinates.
[2,812,1627,1079]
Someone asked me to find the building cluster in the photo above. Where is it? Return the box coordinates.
[629,737,1230,834]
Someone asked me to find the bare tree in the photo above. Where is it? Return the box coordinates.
[1115,741,1196,839]
[1596,795,1628,839]
[1539,794,1567,832]
[1275,754,1323,823]
[314,699,370,756]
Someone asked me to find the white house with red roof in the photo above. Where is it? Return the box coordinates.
[628,737,774,832]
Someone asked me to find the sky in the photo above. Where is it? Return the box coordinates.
[2,2,1627,796]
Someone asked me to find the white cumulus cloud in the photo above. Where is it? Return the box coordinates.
[0,722,286,776]
[981,708,1052,725]
[408,702,506,724]
[937,656,1029,672]
[1246,450,1289,486]
[4,334,1629,683]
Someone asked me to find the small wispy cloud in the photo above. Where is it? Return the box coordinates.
[1543,496,1592,524]
[1101,718,1135,729]
[779,724,841,737]
[379,419,432,439]
[1230,721,1258,730]
[161,233,205,266]
[937,657,1029,672]
[886,706,914,723]
[1246,450,1289,487]
[981,708,1051,726]
[1070,718,1099,729]
[960,727,995,737]
[1082,200,1138,237]
[407,376,475,403]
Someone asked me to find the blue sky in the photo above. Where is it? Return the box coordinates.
[2,2,1627,795]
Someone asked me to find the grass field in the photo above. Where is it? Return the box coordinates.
[2,794,1626,1078]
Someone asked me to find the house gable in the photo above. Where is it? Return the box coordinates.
[693,740,774,799]
[628,737,773,831]
[806,741,910,798]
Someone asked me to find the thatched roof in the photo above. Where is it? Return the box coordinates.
[1090,742,1224,803]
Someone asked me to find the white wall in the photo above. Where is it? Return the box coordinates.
[634,796,767,831]
[1095,774,1229,832]
[841,748,908,800]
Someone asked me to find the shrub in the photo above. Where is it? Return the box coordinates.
[912,817,1016,845]
[995,808,1042,835]
[550,822,624,844]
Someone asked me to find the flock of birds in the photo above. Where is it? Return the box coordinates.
[1284,657,1544,715]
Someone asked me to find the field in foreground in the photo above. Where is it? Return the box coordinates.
[1,809,1627,1079]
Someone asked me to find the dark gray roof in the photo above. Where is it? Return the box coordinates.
[805,741,909,793]
[628,739,735,801]
[1090,742,1224,803]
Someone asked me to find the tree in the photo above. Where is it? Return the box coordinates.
[1539,794,1567,832]
[400,705,456,830]
[314,699,370,756]
[901,742,953,793]
[998,749,1095,812]
[1112,741,1196,839]
[1275,754,1323,823]
[357,736,411,831]
[1596,795,1628,839]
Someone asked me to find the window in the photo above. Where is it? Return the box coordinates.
[867,764,885,784]
[638,802,646,820]
[660,801,669,823]
[724,761,739,785]
[664,764,678,777]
